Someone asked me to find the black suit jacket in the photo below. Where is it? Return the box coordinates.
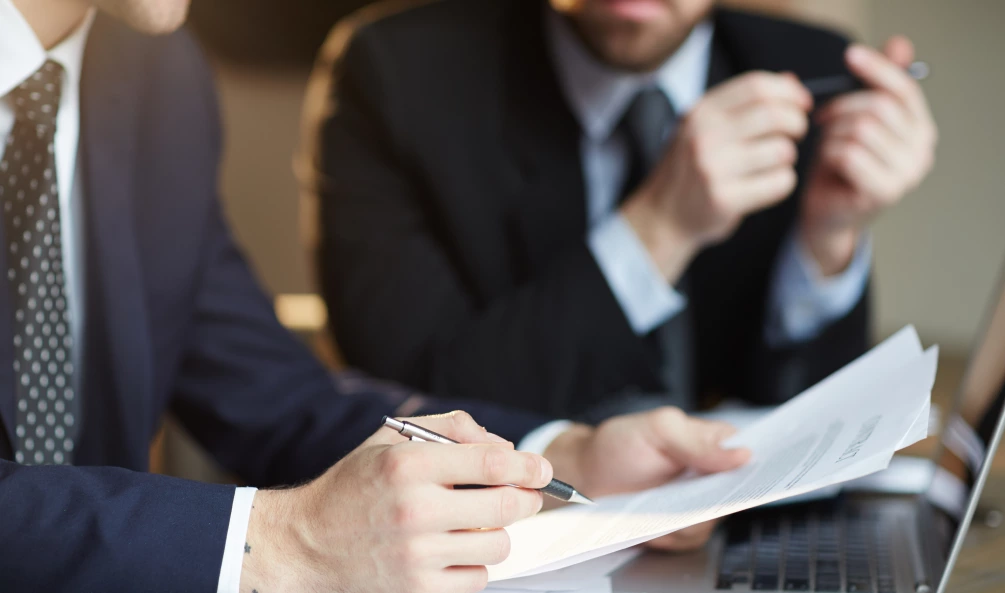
[312,0,872,417]
[0,16,545,592]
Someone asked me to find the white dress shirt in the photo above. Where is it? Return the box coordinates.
[546,9,872,344]
[0,3,253,591]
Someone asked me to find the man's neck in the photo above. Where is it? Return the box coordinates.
[12,0,91,49]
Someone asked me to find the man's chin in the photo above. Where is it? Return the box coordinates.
[584,29,679,72]
[127,12,189,35]
[99,0,190,35]
[570,12,686,71]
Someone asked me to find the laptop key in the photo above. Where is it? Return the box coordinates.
[814,578,841,592]
[751,575,779,590]
[786,565,809,574]
[783,577,810,590]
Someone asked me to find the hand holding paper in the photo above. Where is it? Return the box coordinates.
[539,397,752,553]
[543,408,751,501]
[490,326,937,585]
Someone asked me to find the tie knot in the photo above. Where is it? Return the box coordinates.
[9,60,64,129]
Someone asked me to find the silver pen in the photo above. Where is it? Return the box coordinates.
[382,416,595,505]
[802,60,929,98]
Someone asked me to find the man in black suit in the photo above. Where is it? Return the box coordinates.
[0,0,751,590]
[308,0,937,419]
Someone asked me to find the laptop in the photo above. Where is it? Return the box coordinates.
[611,261,1005,593]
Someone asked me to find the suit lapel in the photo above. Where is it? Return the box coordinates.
[711,8,851,81]
[501,1,666,395]
[501,1,587,276]
[76,17,153,466]
[706,14,740,90]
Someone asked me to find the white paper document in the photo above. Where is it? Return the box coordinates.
[487,548,640,591]
[488,326,938,583]
[486,579,611,593]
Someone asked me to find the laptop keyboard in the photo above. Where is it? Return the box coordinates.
[715,508,896,592]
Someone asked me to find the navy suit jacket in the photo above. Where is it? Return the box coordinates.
[0,16,546,592]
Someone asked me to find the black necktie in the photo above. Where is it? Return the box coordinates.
[1,60,79,465]
[620,86,677,200]
[620,87,694,410]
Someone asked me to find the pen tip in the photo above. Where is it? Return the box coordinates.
[569,491,596,505]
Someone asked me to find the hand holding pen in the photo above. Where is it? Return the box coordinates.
[242,411,559,593]
[383,416,595,504]
[800,36,937,277]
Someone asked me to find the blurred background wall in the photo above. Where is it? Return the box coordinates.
[196,0,1005,358]
[867,0,1005,355]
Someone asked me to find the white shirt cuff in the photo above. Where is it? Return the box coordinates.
[587,213,686,335]
[766,230,872,345]
[216,487,258,593]
[517,420,574,455]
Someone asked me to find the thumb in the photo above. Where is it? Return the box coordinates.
[690,444,752,474]
[683,420,752,475]
[383,411,513,447]
[645,409,750,473]
[883,35,915,69]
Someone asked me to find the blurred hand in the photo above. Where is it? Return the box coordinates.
[543,407,751,551]
[802,36,938,275]
[240,412,552,593]
[622,71,812,283]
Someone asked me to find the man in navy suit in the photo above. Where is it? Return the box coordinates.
[0,0,751,591]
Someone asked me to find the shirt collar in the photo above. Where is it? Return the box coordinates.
[0,0,96,101]
[546,7,714,141]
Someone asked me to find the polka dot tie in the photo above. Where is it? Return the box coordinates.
[0,60,78,465]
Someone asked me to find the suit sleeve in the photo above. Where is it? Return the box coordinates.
[711,218,871,406]
[312,29,662,416]
[0,460,236,592]
[746,286,871,405]
[167,38,547,487]
[168,205,547,486]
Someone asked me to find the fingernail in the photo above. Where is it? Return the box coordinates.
[847,45,869,66]
[485,431,509,443]
[730,447,753,463]
[539,458,553,484]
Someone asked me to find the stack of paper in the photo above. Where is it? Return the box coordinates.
[488,326,937,588]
